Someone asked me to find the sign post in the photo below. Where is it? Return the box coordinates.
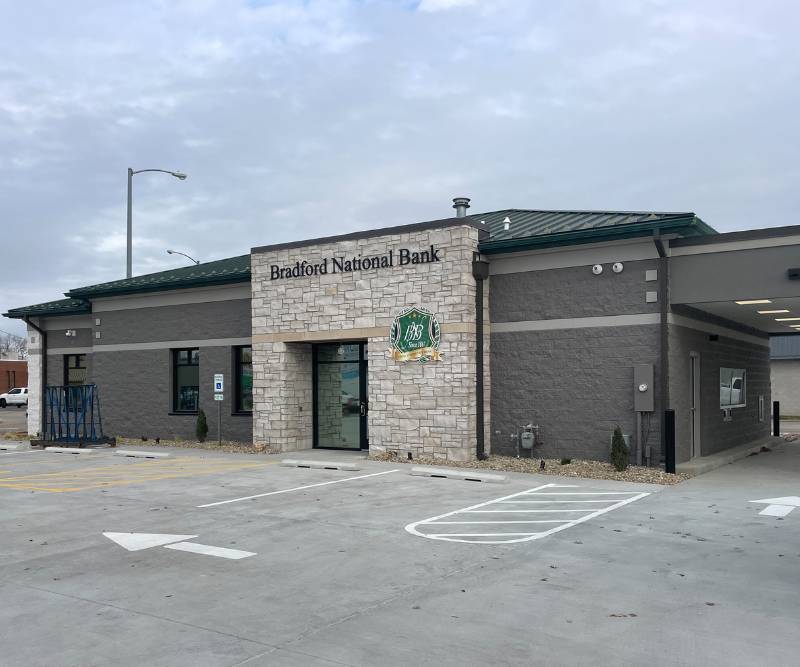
[213,374,224,445]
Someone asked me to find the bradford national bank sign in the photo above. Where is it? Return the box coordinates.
[269,245,442,280]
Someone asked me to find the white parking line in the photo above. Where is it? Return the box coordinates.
[198,469,400,508]
[405,483,650,544]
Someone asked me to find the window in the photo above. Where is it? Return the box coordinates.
[235,346,253,413]
[8,388,20,395]
[173,348,199,412]
[64,354,87,386]
[720,367,746,408]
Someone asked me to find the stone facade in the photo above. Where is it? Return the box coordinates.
[26,326,42,436]
[251,221,486,461]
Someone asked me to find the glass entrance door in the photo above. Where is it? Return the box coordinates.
[313,342,368,450]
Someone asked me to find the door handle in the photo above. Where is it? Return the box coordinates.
[360,402,367,417]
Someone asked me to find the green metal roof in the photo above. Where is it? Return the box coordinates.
[474,209,716,253]
[3,297,90,319]
[67,254,251,299]
[4,208,718,316]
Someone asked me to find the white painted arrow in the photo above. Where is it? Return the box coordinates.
[103,532,198,551]
[103,532,255,559]
[749,497,800,517]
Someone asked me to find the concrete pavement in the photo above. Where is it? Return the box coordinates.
[0,442,798,666]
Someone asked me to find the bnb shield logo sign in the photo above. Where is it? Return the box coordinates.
[388,306,442,363]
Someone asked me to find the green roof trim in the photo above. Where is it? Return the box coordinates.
[67,254,251,299]
[474,210,716,253]
[3,297,91,319]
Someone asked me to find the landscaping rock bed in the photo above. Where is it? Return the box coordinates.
[370,452,690,485]
[115,437,277,455]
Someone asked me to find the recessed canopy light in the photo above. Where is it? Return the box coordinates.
[775,317,800,322]
[735,299,772,305]
[757,309,790,314]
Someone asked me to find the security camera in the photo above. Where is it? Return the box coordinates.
[592,264,603,275]
[612,262,624,273]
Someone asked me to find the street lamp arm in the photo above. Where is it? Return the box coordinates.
[166,249,201,265]
[131,168,187,180]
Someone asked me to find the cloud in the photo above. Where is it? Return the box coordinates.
[1,0,800,336]
[418,0,479,12]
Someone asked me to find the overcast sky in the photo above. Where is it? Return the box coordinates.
[1,0,799,336]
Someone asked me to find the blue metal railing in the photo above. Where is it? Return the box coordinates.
[45,384,104,443]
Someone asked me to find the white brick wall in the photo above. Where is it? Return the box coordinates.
[250,223,485,460]
[26,325,42,436]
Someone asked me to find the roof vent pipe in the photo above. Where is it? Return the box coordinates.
[453,197,471,218]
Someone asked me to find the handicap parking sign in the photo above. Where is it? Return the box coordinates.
[214,373,224,393]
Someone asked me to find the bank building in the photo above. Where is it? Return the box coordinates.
[6,198,800,471]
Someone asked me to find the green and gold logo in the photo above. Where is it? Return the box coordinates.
[388,306,442,363]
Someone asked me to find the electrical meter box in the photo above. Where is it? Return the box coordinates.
[634,364,654,412]
[520,430,534,449]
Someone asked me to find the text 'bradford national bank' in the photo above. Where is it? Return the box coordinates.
[269,246,442,280]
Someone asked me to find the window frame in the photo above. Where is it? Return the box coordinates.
[233,345,253,414]
[172,348,200,414]
[63,353,87,386]
[719,367,747,409]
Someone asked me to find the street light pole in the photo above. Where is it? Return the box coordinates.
[126,168,133,278]
[126,168,187,278]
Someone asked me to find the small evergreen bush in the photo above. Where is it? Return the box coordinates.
[196,409,209,443]
[560,458,572,465]
[610,426,629,472]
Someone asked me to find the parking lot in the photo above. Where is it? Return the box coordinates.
[1,442,798,666]
[0,404,26,434]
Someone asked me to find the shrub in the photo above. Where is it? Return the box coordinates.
[196,409,209,443]
[610,426,629,472]
[560,458,572,465]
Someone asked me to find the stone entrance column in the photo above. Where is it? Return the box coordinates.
[250,219,488,461]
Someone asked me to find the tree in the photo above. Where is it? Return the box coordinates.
[196,409,209,442]
[610,426,630,472]
[0,331,27,360]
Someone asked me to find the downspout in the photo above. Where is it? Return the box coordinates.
[653,232,670,465]
[472,252,490,460]
[24,316,46,438]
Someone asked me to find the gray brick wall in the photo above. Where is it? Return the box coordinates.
[490,325,662,461]
[92,346,252,442]
[771,359,800,416]
[96,299,251,344]
[669,324,771,460]
[490,259,660,322]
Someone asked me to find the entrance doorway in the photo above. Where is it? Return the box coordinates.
[689,352,701,458]
[313,342,368,450]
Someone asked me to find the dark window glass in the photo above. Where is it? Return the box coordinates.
[64,354,87,386]
[235,346,253,412]
[173,348,199,412]
[316,344,360,362]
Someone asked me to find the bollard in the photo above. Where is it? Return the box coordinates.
[664,409,676,474]
[773,401,780,437]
